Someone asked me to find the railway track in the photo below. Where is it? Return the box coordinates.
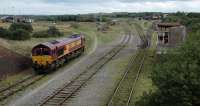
[38,34,131,106]
[105,21,148,106]
[107,50,146,106]
[0,75,45,102]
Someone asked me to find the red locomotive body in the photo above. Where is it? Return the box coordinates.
[32,34,85,73]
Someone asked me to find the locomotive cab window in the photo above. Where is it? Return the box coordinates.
[33,48,50,56]
[43,48,50,55]
[32,45,51,56]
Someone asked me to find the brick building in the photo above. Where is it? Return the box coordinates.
[155,22,186,54]
[156,22,186,47]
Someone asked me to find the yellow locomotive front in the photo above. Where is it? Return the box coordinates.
[32,44,54,72]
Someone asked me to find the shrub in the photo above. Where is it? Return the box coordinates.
[32,26,63,38]
[32,31,49,38]
[0,27,11,38]
[9,23,33,33]
[136,33,200,106]
[47,26,63,37]
[70,22,79,29]
[10,29,31,40]
[0,23,33,40]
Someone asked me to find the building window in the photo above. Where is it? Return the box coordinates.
[164,35,169,44]
[165,32,169,36]
[159,36,163,41]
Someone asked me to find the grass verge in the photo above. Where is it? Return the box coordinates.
[130,31,158,105]
[0,21,124,56]
[108,49,146,106]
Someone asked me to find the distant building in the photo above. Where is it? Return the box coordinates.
[152,15,161,20]
[163,14,169,18]
[143,15,162,20]
[1,16,34,23]
[110,19,119,25]
[1,16,14,23]
[143,16,152,20]
[156,22,186,53]
[14,16,34,23]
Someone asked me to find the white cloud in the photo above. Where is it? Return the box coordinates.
[0,0,199,15]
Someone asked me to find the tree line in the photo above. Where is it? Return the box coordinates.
[31,12,163,22]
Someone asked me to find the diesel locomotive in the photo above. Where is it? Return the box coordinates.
[32,34,85,73]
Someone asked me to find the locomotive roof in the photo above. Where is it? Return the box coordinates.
[36,35,82,50]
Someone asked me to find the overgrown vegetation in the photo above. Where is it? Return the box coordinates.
[33,26,63,38]
[136,12,200,106]
[0,22,63,40]
[70,22,80,29]
[0,23,33,40]
[11,29,31,40]
[0,27,10,38]
[163,12,200,32]
[9,23,33,32]
[35,15,111,22]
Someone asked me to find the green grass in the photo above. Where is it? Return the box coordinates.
[0,21,126,56]
[130,31,158,105]
[109,50,145,106]
[150,31,158,51]
[122,20,157,105]
[101,56,131,105]
[97,23,124,44]
[130,49,156,105]
[0,21,74,56]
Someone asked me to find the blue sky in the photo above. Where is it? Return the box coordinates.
[0,0,199,15]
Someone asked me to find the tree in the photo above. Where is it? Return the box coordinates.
[0,27,11,38]
[10,29,31,40]
[136,33,200,106]
[9,23,33,33]
[32,26,63,38]
[47,26,63,37]
[70,22,79,29]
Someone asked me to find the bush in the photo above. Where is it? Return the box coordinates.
[10,29,31,40]
[32,31,49,38]
[0,23,33,40]
[136,33,200,106]
[47,26,63,37]
[9,23,33,33]
[32,26,63,38]
[70,22,79,29]
[0,27,11,38]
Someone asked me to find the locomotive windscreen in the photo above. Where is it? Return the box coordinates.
[32,47,50,56]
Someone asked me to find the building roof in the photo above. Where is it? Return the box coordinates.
[157,22,181,27]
